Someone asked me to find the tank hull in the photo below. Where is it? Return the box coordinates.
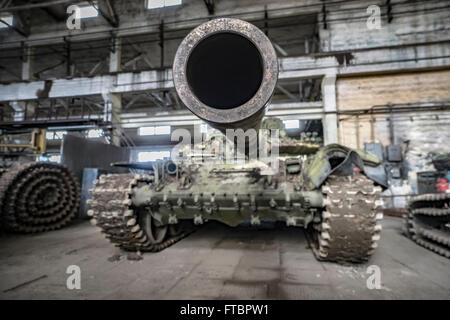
[131,161,324,228]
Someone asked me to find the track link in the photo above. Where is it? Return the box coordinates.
[0,162,80,233]
[405,192,450,258]
[310,173,383,263]
[88,173,194,252]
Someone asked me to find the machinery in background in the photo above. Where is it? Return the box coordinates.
[0,128,47,169]
[404,153,450,258]
[0,128,47,156]
[89,19,386,264]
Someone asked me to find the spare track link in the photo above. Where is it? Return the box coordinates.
[0,162,80,233]
[405,193,450,258]
[311,173,383,263]
[88,173,193,252]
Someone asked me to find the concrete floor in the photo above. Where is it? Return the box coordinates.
[0,216,449,300]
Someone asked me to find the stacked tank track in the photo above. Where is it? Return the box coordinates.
[88,174,194,252]
[309,173,384,263]
[0,162,80,233]
[404,193,450,258]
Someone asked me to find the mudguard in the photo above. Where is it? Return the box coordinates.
[302,144,388,190]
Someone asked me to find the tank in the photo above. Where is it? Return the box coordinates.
[89,18,386,263]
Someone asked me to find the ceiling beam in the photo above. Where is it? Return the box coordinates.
[0,0,12,9]
[276,84,298,102]
[92,0,119,28]
[0,65,21,80]
[42,5,67,22]
[0,13,29,37]
[203,0,214,15]
[1,43,449,102]
[0,0,77,12]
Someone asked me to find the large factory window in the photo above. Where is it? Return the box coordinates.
[87,129,103,138]
[137,151,171,162]
[138,126,171,136]
[147,0,182,10]
[46,131,67,140]
[283,120,300,130]
[38,155,61,163]
[77,2,99,19]
[0,15,13,29]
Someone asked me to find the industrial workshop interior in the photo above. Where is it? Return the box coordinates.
[0,0,449,306]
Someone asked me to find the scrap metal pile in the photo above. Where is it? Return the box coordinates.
[404,153,450,258]
[405,193,450,258]
[0,162,80,233]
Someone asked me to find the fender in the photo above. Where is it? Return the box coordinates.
[302,144,388,190]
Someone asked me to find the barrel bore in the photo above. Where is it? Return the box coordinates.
[173,18,278,132]
[186,32,263,110]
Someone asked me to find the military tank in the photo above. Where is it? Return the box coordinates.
[0,162,80,233]
[89,18,386,263]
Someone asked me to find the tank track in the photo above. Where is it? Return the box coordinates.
[309,173,383,263]
[0,162,80,233]
[404,192,450,258]
[88,173,194,252]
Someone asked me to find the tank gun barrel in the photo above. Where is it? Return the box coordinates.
[173,18,278,133]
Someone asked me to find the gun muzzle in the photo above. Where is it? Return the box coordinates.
[173,18,278,133]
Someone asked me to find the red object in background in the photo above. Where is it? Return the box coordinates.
[437,178,449,193]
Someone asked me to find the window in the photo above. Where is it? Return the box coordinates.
[283,120,300,130]
[139,127,155,136]
[78,2,99,19]
[49,155,62,163]
[137,151,171,162]
[87,129,103,138]
[46,131,67,140]
[200,124,208,134]
[0,15,13,29]
[38,155,61,163]
[146,0,182,10]
[138,126,171,136]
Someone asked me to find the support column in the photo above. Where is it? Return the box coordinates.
[107,37,123,146]
[109,37,122,73]
[322,74,338,145]
[11,101,25,121]
[107,93,122,146]
[21,46,33,81]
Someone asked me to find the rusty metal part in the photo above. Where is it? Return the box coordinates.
[405,193,450,258]
[308,173,383,263]
[88,174,195,252]
[173,18,278,132]
[0,162,80,233]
